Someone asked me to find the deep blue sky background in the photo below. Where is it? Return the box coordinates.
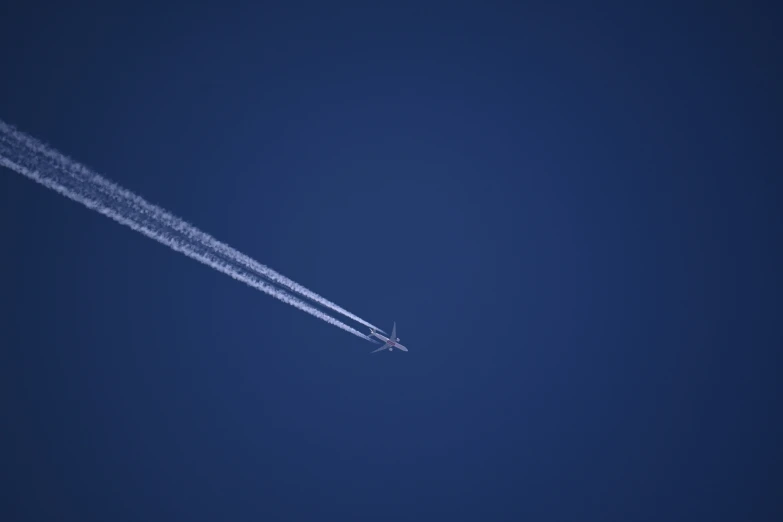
[1,2,781,520]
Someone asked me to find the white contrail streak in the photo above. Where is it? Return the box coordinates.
[0,120,385,334]
[0,134,375,342]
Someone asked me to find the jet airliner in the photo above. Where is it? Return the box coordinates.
[369,322,408,353]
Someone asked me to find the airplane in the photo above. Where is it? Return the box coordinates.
[369,322,408,353]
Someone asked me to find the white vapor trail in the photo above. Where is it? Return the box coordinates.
[0,120,385,334]
[0,125,375,342]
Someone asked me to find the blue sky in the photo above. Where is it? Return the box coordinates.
[1,2,781,521]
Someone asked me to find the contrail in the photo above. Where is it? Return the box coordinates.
[0,128,375,342]
[0,120,385,334]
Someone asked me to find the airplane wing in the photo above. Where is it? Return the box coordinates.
[371,343,391,354]
[390,322,397,341]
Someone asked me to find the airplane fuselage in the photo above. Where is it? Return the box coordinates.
[371,332,397,344]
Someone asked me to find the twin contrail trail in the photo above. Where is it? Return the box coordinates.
[0,119,379,341]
